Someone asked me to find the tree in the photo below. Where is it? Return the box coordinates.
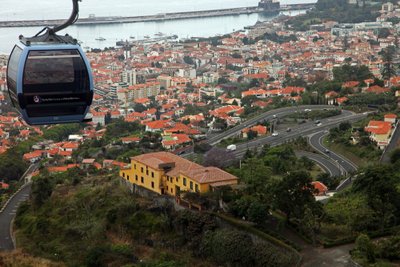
[354,234,375,263]
[378,28,391,39]
[238,158,273,197]
[31,175,54,208]
[202,229,253,266]
[217,77,229,84]
[231,53,242,59]
[299,205,323,246]
[241,95,258,107]
[203,147,237,169]
[333,64,373,82]
[339,121,352,131]
[249,78,260,88]
[352,165,400,229]
[183,56,194,65]
[133,103,147,113]
[273,171,317,222]
[247,201,269,225]
[381,46,396,80]
[390,148,400,164]
[247,130,258,140]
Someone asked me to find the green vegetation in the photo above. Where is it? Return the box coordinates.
[104,119,144,141]
[321,164,400,246]
[0,123,85,183]
[333,65,373,83]
[223,145,324,244]
[286,0,385,31]
[73,120,162,163]
[15,168,298,267]
[244,32,298,45]
[43,124,82,142]
[325,121,381,166]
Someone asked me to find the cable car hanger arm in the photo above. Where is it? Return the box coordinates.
[20,0,81,45]
[53,0,80,34]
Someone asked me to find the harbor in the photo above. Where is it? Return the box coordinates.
[0,2,314,28]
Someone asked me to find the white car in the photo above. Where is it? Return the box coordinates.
[272,132,279,137]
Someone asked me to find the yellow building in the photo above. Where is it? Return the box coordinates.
[120,152,238,196]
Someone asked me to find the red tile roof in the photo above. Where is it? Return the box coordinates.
[48,164,79,173]
[365,120,392,135]
[312,181,328,196]
[366,85,390,94]
[0,182,9,189]
[384,113,397,119]
[131,152,238,185]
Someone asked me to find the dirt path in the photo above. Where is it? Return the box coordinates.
[301,244,355,267]
[268,218,355,267]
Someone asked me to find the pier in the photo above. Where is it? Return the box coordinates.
[0,3,314,28]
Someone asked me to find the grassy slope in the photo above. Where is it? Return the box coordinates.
[0,250,65,267]
[14,172,212,267]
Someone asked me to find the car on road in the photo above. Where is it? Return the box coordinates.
[227,144,237,151]
[286,128,291,132]
[304,109,312,112]
[317,123,322,126]
[324,149,330,154]
[272,132,279,137]
[273,115,277,118]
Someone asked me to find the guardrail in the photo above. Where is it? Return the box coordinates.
[0,164,35,213]
[380,120,399,163]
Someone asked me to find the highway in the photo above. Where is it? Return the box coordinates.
[295,151,342,177]
[231,112,367,158]
[308,131,358,174]
[207,105,334,145]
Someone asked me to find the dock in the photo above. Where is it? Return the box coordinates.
[0,3,314,28]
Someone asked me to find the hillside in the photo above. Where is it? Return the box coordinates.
[0,250,64,267]
[286,0,391,31]
[11,168,296,267]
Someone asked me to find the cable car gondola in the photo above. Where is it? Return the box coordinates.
[7,0,93,125]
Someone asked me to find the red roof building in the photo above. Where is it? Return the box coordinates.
[312,181,328,196]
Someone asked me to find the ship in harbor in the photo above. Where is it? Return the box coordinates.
[258,0,280,16]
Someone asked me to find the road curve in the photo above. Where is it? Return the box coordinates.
[0,182,32,251]
[207,105,334,145]
[309,131,358,174]
[232,112,367,158]
[295,151,342,177]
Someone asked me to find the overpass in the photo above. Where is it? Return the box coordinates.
[0,3,315,28]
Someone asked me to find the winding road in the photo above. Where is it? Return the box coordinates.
[207,105,334,145]
[295,151,342,177]
[308,131,358,174]
[184,105,366,177]
[0,163,38,251]
[225,110,366,178]
[232,112,367,158]
[0,183,31,250]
